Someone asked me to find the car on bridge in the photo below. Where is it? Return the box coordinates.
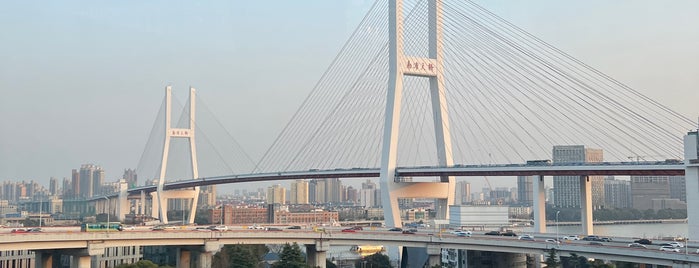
[388,227,402,232]
[452,231,472,237]
[208,225,228,232]
[659,246,681,252]
[485,231,501,236]
[341,228,356,233]
[518,235,534,241]
[287,226,302,230]
[634,238,652,245]
[545,239,560,244]
[663,242,684,248]
[501,231,517,237]
[562,235,580,240]
[402,230,416,234]
[628,243,647,249]
[582,235,601,241]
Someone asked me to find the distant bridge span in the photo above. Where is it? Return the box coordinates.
[107,161,684,198]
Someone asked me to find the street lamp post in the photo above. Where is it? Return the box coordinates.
[556,211,560,246]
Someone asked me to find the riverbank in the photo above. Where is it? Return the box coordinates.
[547,218,687,226]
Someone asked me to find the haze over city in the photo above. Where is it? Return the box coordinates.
[1,0,698,193]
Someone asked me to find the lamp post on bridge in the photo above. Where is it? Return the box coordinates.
[556,210,560,247]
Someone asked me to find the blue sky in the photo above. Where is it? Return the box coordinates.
[1,0,697,191]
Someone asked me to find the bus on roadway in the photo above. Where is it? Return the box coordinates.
[81,222,123,232]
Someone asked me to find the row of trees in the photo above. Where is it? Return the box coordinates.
[545,206,686,222]
[210,243,390,268]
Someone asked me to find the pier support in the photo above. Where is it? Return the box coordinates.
[117,179,129,221]
[533,175,546,233]
[306,243,329,268]
[196,241,222,268]
[580,175,593,235]
[426,245,441,267]
[71,256,91,268]
[34,250,54,268]
[177,248,191,268]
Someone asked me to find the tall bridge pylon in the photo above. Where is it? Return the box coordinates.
[380,0,455,229]
[151,86,200,224]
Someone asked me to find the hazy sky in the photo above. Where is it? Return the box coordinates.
[1,0,698,192]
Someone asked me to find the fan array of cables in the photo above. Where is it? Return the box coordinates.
[254,0,695,173]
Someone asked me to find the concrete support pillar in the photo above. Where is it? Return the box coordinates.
[34,250,53,268]
[197,252,213,268]
[196,241,222,268]
[150,192,159,220]
[140,190,146,215]
[533,175,546,233]
[685,132,699,238]
[117,179,129,221]
[178,248,192,268]
[580,175,593,235]
[306,245,327,268]
[426,245,441,267]
[71,255,91,268]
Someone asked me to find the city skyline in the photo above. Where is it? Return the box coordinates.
[1,1,698,189]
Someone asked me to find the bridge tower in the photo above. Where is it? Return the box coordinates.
[380,0,455,229]
[151,86,201,224]
[685,128,699,238]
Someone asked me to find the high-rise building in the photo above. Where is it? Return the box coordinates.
[122,169,138,188]
[71,169,80,199]
[360,188,376,208]
[310,180,326,204]
[455,181,471,205]
[631,176,670,210]
[92,166,104,196]
[78,164,104,198]
[290,180,309,204]
[62,177,71,198]
[669,176,686,202]
[604,177,631,208]
[267,184,286,205]
[552,145,604,209]
[325,178,342,203]
[516,176,533,206]
[49,177,58,196]
[345,186,358,203]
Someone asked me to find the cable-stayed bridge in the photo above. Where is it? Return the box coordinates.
[89,0,696,236]
[84,1,699,265]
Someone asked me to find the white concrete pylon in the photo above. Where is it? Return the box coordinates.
[380,0,454,230]
[153,86,201,224]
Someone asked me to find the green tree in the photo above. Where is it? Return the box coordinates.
[326,260,337,268]
[195,209,211,225]
[642,209,655,219]
[213,244,269,268]
[355,253,391,268]
[543,248,560,268]
[273,243,308,268]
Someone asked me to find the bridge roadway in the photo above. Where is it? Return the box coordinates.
[104,161,684,198]
[3,228,699,267]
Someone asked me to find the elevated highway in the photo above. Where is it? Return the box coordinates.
[3,229,699,267]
